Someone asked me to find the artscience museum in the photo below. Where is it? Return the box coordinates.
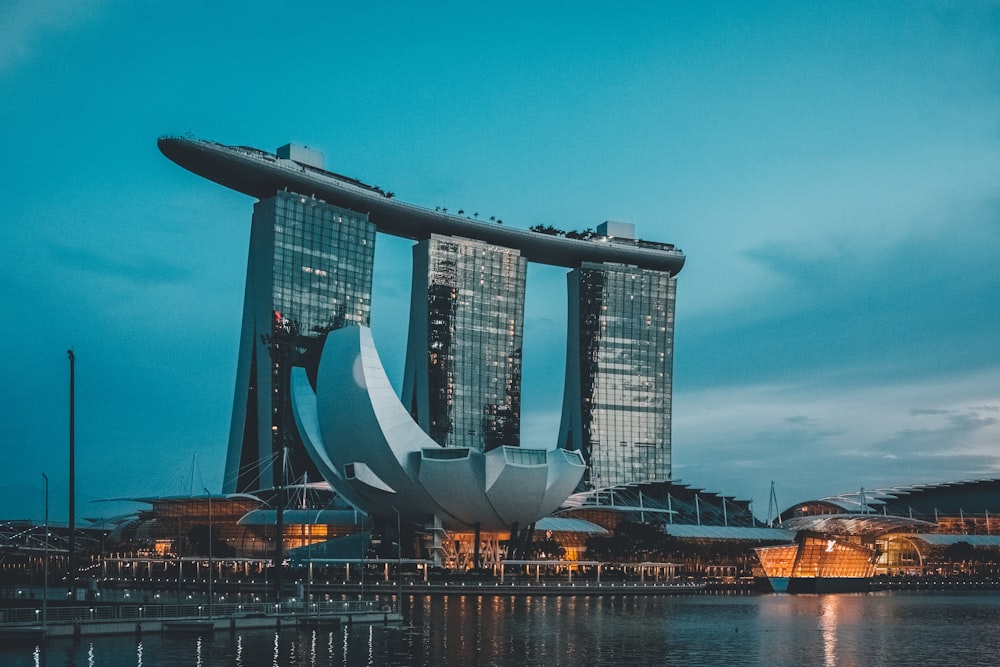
[292,325,586,535]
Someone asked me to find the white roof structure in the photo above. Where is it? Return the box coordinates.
[291,325,585,533]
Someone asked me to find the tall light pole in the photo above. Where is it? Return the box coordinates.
[260,331,291,603]
[42,472,49,631]
[203,488,212,618]
[275,448,285,603]
[395,507,402,615]
[67,349,76,590]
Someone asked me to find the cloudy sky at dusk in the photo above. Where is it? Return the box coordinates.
[2,1,998,522]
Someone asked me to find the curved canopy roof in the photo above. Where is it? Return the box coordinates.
[559,479,757,528]
[891,533,1000,548]
[779,513,934,537]
[663,525,794,541]
[237,509,363,526]
[784,479,1000,523]
[535,516,608,535]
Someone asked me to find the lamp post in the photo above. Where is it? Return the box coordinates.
[259,329,296,604]
[203,488,212,618]
[394,507,402,615]
[42,472,49,631]
[67,349,76,591]
[275,451,285,603]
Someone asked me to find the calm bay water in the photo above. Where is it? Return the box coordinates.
[5,592,1000,666]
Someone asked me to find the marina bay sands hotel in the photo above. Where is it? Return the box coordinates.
[159,138,685,513]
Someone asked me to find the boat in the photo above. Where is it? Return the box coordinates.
[755,531,876,593]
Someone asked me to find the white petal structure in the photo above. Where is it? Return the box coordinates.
[291,326,585,532]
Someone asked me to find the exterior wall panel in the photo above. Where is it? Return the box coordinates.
[404,235,526,453]
[223,192,375,493]
[560,262,676,489]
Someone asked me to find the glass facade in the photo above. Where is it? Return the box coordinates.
[269,192,374,334]
[224,191,375,494]
[756,535,877,579]
[560,262,676,489]
[404,235,526,452]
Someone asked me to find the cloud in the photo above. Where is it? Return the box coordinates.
[673,366,1000,504]
[867,408,999,457]
[0,1,105,73]
[676,194,1000,392]
[49,242,190,285]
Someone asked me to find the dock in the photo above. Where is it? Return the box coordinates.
[0,599,402,640]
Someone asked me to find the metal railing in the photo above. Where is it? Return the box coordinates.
[0,599,379,626]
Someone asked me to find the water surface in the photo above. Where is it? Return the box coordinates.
[5,592,999,666]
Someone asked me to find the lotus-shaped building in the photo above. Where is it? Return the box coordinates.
[291,325,586,534]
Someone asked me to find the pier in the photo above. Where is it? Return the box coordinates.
[0,598,401,640]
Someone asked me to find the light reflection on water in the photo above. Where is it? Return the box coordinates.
[820,595,838,667]
[4,592,1000,666]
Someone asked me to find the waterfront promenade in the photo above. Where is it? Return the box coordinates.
[5,591,1000,666]
[4,573,1000,647]
[0,579,709,641]
[6,569,1000,641]
[0,598,400,640]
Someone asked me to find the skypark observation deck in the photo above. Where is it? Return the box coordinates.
[158,136,685,274]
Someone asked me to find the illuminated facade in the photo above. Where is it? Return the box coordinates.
[403,235,526,451]
[755,532,877,593]
[778,479,1000,577]
[107,496,363,559]
[559,254,677,489]
[224,191,375,494]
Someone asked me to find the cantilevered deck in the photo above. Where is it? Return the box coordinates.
[158,136,685,274]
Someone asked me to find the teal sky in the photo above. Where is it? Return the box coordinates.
[2,1,998,522]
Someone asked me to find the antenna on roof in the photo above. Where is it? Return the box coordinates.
[766,481,780,527]
[189,453,197,497]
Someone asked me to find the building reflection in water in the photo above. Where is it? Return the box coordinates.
[820,595,839,667]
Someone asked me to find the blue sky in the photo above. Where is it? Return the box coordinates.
[2,1,998,522]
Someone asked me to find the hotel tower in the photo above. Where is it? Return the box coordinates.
[159,138,685,502]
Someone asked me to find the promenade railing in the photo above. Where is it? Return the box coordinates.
[0,599,379,626]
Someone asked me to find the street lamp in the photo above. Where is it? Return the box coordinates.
[203,488,213,618]
[67,349,77,592]
[42,472,49,631]
[394,507,402,615]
